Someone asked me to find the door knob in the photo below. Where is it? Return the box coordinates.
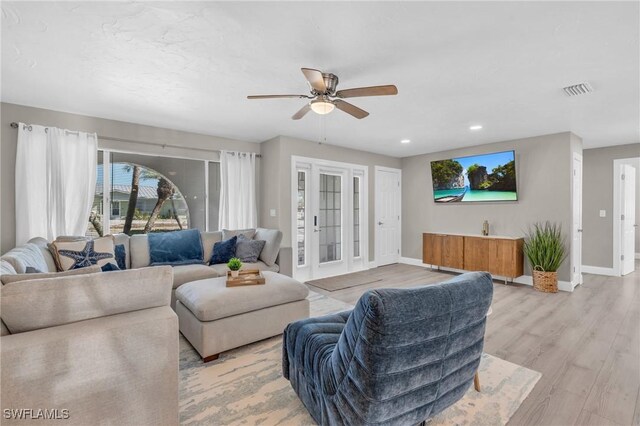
[378,221,383,225]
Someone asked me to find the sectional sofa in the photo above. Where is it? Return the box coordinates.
[0,228,289,425]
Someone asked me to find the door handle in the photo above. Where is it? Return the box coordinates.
[378,221,383,225]
[577,229,583,232]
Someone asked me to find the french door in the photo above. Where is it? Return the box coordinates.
[292,157,367,281]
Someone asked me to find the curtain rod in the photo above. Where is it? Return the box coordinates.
[9,122,261,158]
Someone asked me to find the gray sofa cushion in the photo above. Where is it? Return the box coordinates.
[172,264,220,289]
[1,242,51,274]
[130,235,151,269]
[201,231,222,265]
[175,271,308,322]
[0,266,172,334]
[0,319,9,336]
[222,228,256,240]
[1,265,101,285]
[254,228,283,266]
[210,261,279,275]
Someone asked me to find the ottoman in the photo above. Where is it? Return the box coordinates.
[175,271,310,362]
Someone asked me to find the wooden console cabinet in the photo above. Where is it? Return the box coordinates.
[423,233,524,280]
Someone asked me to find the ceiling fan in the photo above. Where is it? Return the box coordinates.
[247,68,398,120]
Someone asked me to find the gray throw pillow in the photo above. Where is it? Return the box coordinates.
[235,235,266,263]
[222,228,256,240]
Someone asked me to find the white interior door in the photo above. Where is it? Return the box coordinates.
[375,167,401,266]
[572,154,583,285]
[621,164,636,275]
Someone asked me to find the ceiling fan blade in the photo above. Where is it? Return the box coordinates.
[247,94,309,99]
[292,103,312,120]
[335,85,398,98]
[301,68,327,93]
[334,100,369,119]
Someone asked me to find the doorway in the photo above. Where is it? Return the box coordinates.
[292,157,368,281]
[375,166,402,266]
[614,158,638,276]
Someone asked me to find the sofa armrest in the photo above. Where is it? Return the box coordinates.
[276,247,293,277]
[0,266,173,334]
[1,306,178,426]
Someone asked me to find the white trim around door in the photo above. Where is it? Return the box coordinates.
[291,156,369,282]
[613,157,639,276]
[374,166,402,267]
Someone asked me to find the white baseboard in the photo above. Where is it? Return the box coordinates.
[582,265,618,277]
[399,257,427,267]
[398,257,575,292]
[368,261,377,269]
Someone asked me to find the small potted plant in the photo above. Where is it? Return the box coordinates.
[227,257,243,278]
[523,221,567,293]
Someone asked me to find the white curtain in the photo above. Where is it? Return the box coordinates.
[219,150,257,230]
[15,123,97,244]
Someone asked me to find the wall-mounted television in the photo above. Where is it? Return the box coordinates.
[430,150,517,203]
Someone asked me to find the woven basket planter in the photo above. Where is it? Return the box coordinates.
[532,270,558,293]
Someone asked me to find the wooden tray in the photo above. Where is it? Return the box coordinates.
[226,269,265,287]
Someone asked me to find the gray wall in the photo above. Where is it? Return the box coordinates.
[401,132,578,282]
[259,135,401,261]
[582,143,640,268]
[0,102,260,254]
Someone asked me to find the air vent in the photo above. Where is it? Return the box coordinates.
[563,82,593,97]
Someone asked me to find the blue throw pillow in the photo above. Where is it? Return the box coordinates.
[210,236,237,265]
[101,262,120,272]
[148,229,204,266]
[115,244,127,270]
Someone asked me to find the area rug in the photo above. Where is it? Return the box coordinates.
[306,272,382,291]
[179,292,541,425]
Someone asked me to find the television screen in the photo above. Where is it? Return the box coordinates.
[430,150,517,203]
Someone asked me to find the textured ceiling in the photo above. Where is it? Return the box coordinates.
[2,1,639,157]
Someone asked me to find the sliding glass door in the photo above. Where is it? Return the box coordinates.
[293,157,367,281]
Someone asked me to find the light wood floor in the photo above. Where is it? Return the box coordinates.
[305,263,640,426]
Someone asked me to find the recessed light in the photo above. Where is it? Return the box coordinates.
[469,125,483,131]
[401,139,411,144]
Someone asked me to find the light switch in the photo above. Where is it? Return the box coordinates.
[599,210,606,218]
[270,209,277,217]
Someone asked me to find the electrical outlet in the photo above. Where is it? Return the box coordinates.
[270,209,277,217]
[599,210,606,218]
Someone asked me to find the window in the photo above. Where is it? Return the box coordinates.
[111,202,120,217]
[297,171,306,266]
[87,151,216,237]
[353,176,360,258]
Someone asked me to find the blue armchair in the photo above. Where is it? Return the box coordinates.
[282,272,493,426]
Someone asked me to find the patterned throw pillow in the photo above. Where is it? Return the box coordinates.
[210,236,237,265]
[115,244,127,270]
[50,236,116,271]
[235,235,266,263]
[101,262,121,272]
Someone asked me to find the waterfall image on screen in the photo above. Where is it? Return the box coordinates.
[430,150,518,203]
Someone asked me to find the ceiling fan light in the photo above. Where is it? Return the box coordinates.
[310,100,335,115]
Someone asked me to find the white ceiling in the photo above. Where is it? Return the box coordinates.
[2,1,639,157]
